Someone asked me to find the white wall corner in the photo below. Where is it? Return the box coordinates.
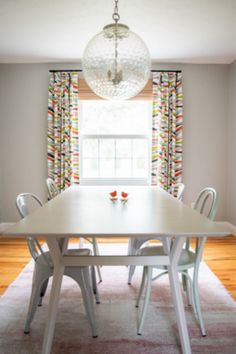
[0,222,15,234]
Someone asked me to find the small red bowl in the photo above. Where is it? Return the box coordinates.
[121,192,129,201]
[121,192,128,198]
[109,190,118,200]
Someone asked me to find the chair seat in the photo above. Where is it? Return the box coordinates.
[138,245,196,267]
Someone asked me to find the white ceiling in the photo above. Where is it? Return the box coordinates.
[0,0,235,64]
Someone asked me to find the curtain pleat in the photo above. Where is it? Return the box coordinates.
[151,72,183,191]
[47,71,79,191]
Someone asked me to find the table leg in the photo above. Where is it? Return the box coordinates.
[168,237,192,354]
[41,238,65,354]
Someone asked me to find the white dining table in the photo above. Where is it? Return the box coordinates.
[5,185,231,354]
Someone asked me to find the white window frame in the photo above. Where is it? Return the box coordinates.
[79,101,152,186]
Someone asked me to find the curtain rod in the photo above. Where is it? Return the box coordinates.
[49,69,182,73]
[151,70,181,73]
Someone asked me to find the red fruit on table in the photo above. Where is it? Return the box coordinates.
[110,191,117,197]
[121,192,128,198]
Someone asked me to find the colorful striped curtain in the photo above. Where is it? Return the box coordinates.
[47,71,79,191]
[151,72,183,192]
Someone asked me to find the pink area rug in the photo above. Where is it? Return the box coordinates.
[0,244,236,354]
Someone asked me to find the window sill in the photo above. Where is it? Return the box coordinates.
[79,178,150,186]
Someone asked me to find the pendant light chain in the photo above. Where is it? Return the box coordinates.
[109,0,122,85]
[112,0,120,24]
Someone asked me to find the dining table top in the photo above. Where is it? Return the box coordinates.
[5,185,230,239]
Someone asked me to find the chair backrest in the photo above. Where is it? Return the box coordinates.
[192,187,218,221]
[188,187,219,260]
[171,183,185,201]
[46,178,59,200]
[16,193,51,267]
[16,193,43,218]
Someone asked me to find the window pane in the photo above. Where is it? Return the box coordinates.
[82,100,151,135]
[100,139,115,158]
[83,159,99,177]
[83,139,98,158]
[116,139,132,158]
[80,100,151,183]
[133,158,148,178]
[132,139,148,158]
[116,159,132,177]
[100,158,115,177]
[82,138,150,180]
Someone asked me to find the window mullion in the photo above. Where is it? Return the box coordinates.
[98,139,100,177]
[114,139,117,177]
[131,139,134,178]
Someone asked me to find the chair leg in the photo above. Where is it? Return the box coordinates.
[162,237,171,254]
[185,273,193,306]
[92,239,102,283]
[189,277,197,316]
[136,266,147,308]
[193,267,206,336]
[182,273,187,291]
[137,267,153,335]
[79,237,84,248]
[24,268,49,334]
[128,238,147,285]
[128,238,137,285]
[180,271,197,314]
[38,278,49,306]
[96,267,102,283]
[181,271,192,306]
[128,266,136,285]
[91,266,100,304]
[67,267,98,338]
[80,268,98,338]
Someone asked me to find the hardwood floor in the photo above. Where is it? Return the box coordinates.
[203,236,236,299]
[0,237,32,294]
[0,236,235,299]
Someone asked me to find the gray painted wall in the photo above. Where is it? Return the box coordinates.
[0,63,230,222]
[226,60,236,224]
[0,64,49,222]
[0,112,2,222]
[182,64,228,219]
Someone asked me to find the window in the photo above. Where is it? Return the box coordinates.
[79,100,152,185]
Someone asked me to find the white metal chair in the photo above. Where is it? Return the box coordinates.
[46,178,102,282]
[16,193,99,337]
[171,182,185,201]
[46,177,59,200]
[127,183,185,284]
[136,187,218,336]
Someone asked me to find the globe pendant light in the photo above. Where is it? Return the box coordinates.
[82,0,151,100]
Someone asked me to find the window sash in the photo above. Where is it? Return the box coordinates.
[80,135,151,185]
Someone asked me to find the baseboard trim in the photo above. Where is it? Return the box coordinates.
[0,223,15,234]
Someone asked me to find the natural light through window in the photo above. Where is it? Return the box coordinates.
[79,100,152,185]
